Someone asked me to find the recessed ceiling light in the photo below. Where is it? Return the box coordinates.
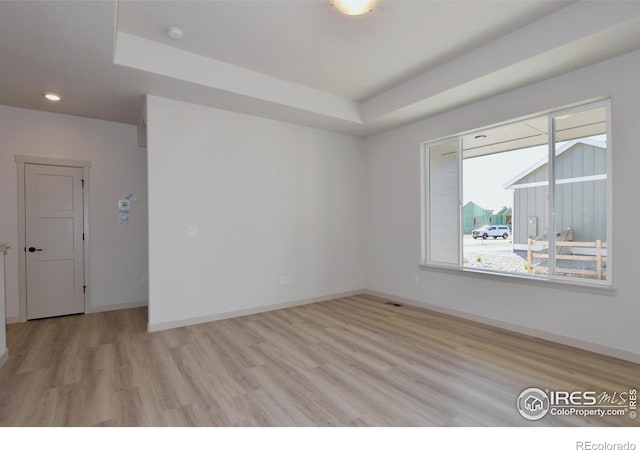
[475,134,488,140]
[167,26,183,41]
[43,93,61,102]
[330,0,376,16]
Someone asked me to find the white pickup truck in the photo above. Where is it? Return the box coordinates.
[472,225,511,240]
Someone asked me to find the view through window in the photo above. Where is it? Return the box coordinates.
[425,101,610,285]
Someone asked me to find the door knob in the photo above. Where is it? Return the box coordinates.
[28,247,43,253]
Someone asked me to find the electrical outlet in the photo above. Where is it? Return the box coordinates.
[413,274,419,283]
[285,275,292,285]
[187,225,198,237]
[279,275,286,286]
[142,275,149,285]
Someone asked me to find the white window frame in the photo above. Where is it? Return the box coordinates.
[421,99,613,289]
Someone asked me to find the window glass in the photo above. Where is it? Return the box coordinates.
[423,101,611,286]
[552,106,608,282]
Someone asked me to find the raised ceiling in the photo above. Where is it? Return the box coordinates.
[1,1,640,136]
[117,1,568,101]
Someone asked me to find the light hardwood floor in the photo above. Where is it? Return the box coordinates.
[0,294,638,426]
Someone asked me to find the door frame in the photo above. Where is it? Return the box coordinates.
[15,155,91,322]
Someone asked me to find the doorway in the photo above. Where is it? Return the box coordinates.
[16,156,90,321]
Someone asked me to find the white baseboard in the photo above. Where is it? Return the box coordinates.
[0,348,8,368]
[147,289,365,332]
[5,301,148,322]
[87,300,148,314]
[363,289,640,365]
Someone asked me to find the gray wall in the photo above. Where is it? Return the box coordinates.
[513,143,606,245]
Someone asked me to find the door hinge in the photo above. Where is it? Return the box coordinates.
[81,179,85,187]
[82,233,85,241]
[83,285,87,293]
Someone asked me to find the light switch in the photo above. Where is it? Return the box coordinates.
[187,225,198,237]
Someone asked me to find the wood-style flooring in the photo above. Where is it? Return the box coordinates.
[0,294,638,426]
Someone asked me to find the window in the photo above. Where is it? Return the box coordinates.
[422,100,611,286]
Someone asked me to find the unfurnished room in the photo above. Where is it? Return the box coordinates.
[0,0,639,446]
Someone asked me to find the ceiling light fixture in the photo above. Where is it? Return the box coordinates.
[167,26,183,41]
[330,0,376,16]
[43,92,61,102]
[475,134,488,140]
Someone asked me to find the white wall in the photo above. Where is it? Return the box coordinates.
[0,106,148,319]
[146,96,365,330]
[365,50,640,362]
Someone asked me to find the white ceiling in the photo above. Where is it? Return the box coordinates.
[1,1,640,136]
[117,1,568,101]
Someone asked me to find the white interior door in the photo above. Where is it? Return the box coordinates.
[25,164,85,319]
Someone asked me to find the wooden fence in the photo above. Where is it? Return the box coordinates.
[527,239,607,279]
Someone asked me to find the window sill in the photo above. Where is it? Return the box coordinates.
[418,264,616,296]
